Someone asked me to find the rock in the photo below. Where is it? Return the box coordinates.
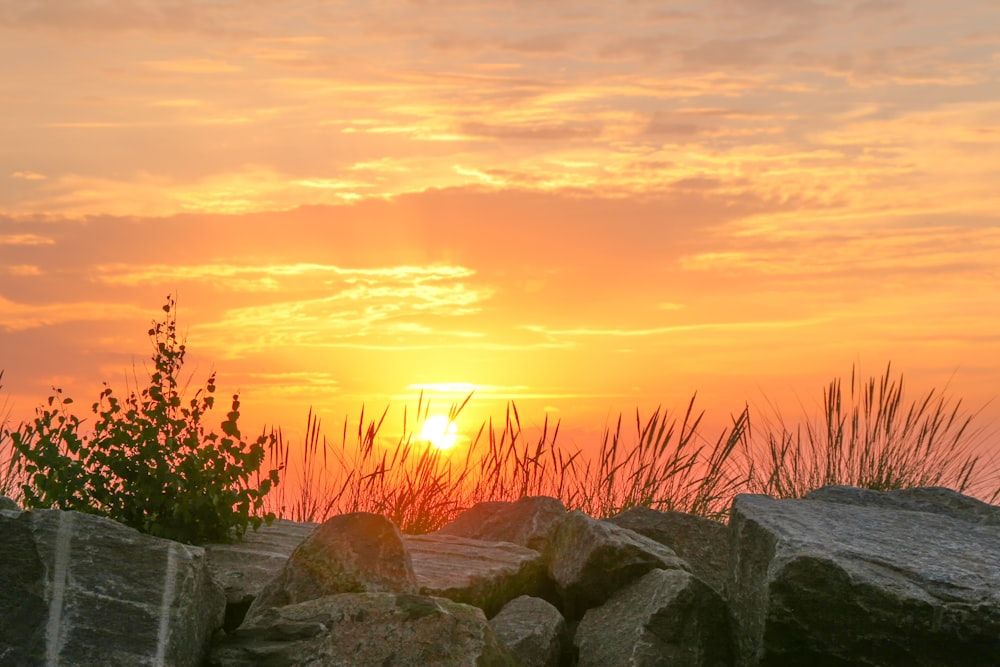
[605,506,730,597]
[210,592,521,666]
[489,595,566,667]
[0,508,225,666]
[0,496,18,512]
[575,568,732,667]
[729,493,1000,666]
[405,533,549,618]
[804,484,1000,526]
[547,510,689,619]
[246,512,417,620]
[205,519,318,631]
[436,495,568,553]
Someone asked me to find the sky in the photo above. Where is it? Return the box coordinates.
[1,0,999,459]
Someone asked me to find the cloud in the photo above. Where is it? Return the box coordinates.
[0,0,207,34]
[459,121,603,142]
[0,233,54,246]
[0,296,145,332]
[138,262,498,357]
[3,264,42,276]
[141,58,241,74]
[521,318,828,339]
[10,171,46,180]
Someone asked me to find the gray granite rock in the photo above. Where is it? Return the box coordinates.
[210,592,521,666]
[605,506,730,597]
[436,495,568,554]
[0,509,225,667]
[729,493,1000,666]
[575,568,731,667]
[489,595,566,667]
[245,512,417,621]
[548,510,689,619]
[205,518,318,630]
[804,484,1000,526]
[405,533,548,618]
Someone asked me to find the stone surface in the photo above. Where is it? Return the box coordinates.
[575,568,731,667]
[729,493,1000,667]
[205,519,318,630]
[605,506,730,597]
[0,508,225,667]
[210,592,520,666]
[4,486,996,665]
[804,484,1000,526]
[489,595,566,667]
[246,512,417,620]
[405,533,549,618]
[0,495,18,511]
[436,495,568,553]
[547,510,689,619]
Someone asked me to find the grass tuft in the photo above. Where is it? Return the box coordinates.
[741,363,1000,504]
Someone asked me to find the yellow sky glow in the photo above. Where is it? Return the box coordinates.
[0,0,998,468]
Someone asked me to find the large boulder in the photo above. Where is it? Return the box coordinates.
[729,493,1000,666]
[0,508,225,666]
[575,568,731,667]
[210,592,521,666]
[489,595,566,667]
[246,512,417,620]
[804,484,1000,526]
[204,519,318,630]
[0,495,18,511]
[547,510,689,618]
[405,533,549,617]
[605,506,730,597]
[436,496,568,554]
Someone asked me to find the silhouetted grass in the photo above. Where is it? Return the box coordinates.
[740,363,999,504]
[0,371,23,499]
[4,364,998,533]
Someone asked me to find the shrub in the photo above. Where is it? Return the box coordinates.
[7,296,282,544]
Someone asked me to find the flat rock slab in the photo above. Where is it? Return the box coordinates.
[205,519,318,606]
[730,494,1000,667]
[0,509,224,667]
[405,533,548,618]
[210,592,521,666]
[435,496,568,554]
[575,568,731,667]
[804,484,1000,526]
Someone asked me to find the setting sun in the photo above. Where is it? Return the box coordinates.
[419,415,459,451]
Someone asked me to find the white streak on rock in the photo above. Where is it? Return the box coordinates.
[45,511,74,667]
[155,540,178,667]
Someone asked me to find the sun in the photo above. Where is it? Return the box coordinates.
[419,415,459,450]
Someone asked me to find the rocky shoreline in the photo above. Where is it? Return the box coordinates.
[2,486,998,665]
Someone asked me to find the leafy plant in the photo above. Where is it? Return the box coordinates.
[8,296,282,544]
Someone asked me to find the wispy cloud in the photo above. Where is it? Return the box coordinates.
[10,171,46,181]
[0,296,145,332]
[0,233,54,246]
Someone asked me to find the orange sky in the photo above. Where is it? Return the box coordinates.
[1,1,998,458]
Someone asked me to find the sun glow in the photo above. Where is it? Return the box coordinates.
[419,415,459,450]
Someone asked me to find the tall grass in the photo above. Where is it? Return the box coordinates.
[260,391,750,531]
[3,363,998,531]
[0,370,23,499]
[742,363,999,504]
